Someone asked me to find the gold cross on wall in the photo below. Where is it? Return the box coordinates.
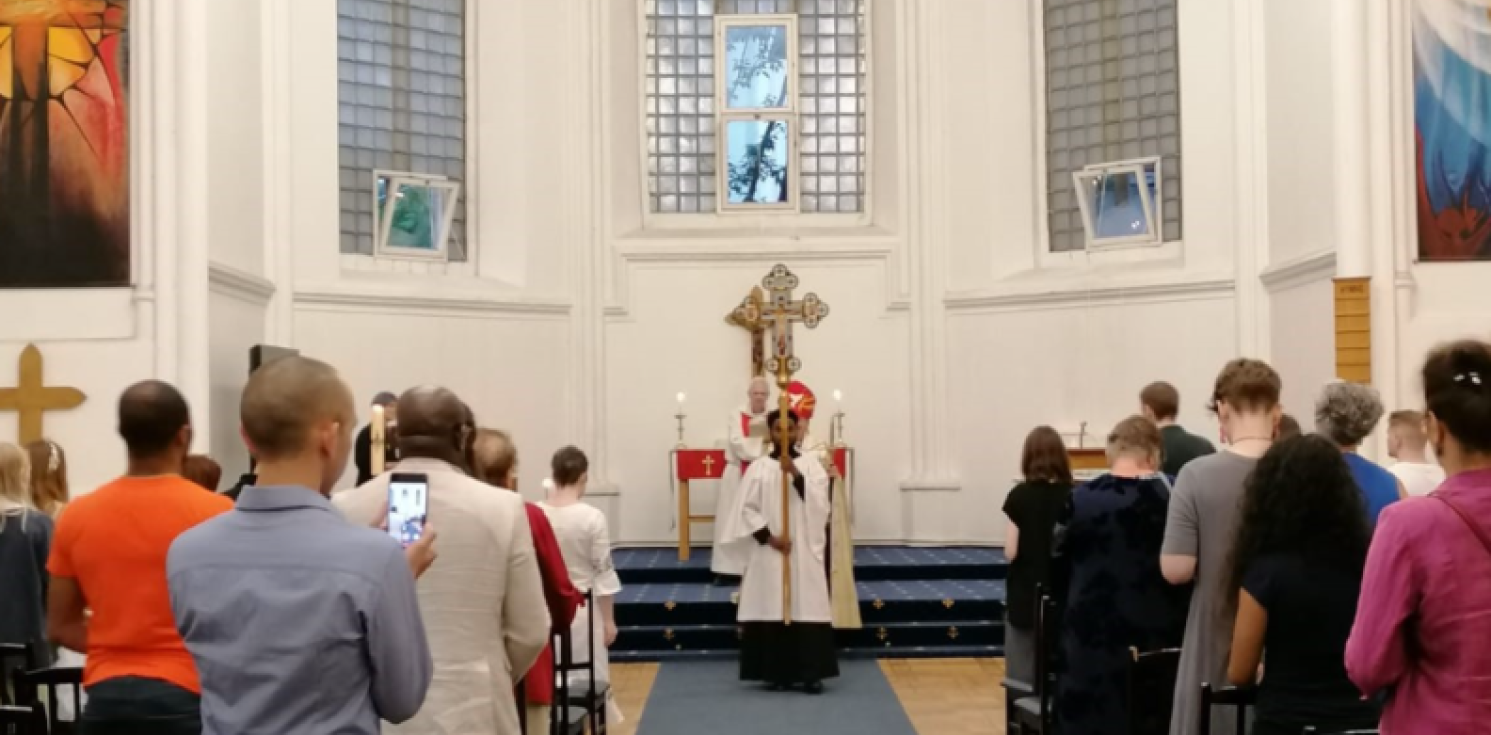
[0,344,87,444]
[760,264,830,379]
[701,454,716,476]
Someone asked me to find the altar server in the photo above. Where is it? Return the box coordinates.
[735,408,839,694]
[713,376,771,581]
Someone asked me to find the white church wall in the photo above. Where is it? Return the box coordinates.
[1265,278,1337,425]
[948,289,1236,545]
[206,284,271,486]
[1261,0,1337,269]
[205,0,266,278]
[292,304,572,497]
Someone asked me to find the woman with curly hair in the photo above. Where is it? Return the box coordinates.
[1226,435,1379,735]
[1316,381,1405,526]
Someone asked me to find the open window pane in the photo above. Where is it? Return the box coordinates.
[723,24,791,109]
[725,119,792,205]
[1073,164,1157,246]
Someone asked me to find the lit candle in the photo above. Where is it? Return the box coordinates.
[676,392,686,409]
[833,389,843,410]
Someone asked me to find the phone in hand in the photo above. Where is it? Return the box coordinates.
[387,473,429,547]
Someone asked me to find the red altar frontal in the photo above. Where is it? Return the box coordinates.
[671,447,851,561]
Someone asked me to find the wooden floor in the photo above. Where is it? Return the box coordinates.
[609,658,1006,735]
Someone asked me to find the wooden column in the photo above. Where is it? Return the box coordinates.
[1334,277,1371,383]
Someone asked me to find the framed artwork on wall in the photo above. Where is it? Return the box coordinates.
[0,0,131,287]
[1414,0,1491,261]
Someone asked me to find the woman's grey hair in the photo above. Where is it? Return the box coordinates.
[1315,381,1384,447]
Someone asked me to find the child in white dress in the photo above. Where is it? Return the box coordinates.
[537,446,624,723]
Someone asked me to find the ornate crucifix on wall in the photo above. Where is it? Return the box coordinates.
[757,263,830,623]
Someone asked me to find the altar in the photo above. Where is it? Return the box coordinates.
[670,446,852,561]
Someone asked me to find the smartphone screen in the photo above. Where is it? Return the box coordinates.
[387,473,429,547]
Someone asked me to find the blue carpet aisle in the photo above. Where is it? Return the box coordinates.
[612,546,1009,661]
[634,660,918,735]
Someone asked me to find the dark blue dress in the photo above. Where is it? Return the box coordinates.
[1051,474,1190,735]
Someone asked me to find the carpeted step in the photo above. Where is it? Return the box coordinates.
[616,579,1006,627]
[611,643,1005,664]
[617,619,1003,653]
[614,546,1007,585]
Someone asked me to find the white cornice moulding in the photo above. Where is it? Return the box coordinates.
[613,240,898,264]
[207,261,277,306]
[944,273,1235,313]
[1258,249,1338,293]
[293,283,572,318]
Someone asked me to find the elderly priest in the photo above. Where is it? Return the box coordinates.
[734,408,839,694]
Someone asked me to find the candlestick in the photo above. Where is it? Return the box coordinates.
[831,389,846,447]
[675,392,688,448]
[370,405,386,475]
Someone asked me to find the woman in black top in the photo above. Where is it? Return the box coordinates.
[1227,435,1381,735]
[1001,426,1073,684]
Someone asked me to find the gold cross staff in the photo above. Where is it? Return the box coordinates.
[701,454,716,477]
[0,344,87,444]
[759,264,830,625]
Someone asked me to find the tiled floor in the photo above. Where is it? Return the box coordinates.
[609,658,1005,735]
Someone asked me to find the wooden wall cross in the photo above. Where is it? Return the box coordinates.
[725,286,768,377]
[0,344,87,444]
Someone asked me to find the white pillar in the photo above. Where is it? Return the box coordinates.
[261,0,296,347]
[175,0,212,452]
[1332,0,1372,279]
[900,0,958,493]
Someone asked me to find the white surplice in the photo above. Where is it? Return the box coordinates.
[735,452,833,623]
[536,501,624,723]
[800,433,862,629]
[712,407,768,575]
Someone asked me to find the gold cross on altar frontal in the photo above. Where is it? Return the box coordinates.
[701,454,716,476]
[0,345,87,444]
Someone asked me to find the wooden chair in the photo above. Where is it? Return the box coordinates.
[1127,648,1181,735]
[0,644,30,707]
[549,630,588,735]
[1010,593,1058,735]
[0,704,46,735]
[12,667,83,735]
[1198,683,1255,735]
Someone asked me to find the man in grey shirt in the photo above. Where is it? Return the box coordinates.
[169,356,438,735]
[1160,359,1281,735]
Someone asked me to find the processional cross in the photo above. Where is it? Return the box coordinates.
[758,264,830,624]
[725,287,768,378]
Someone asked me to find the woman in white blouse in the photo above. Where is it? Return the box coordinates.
[538,446,623,722]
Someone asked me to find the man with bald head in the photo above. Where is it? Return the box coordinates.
[167,357,436,735]
[713,376,772,581]
[47,380,232,734]
[336,386,549,735]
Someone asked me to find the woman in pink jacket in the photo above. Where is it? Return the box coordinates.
[1346,339,1491,734]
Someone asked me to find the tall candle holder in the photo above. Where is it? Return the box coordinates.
[831,410,846,447]
[675,392,688,448]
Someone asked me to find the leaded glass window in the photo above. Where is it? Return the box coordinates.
[337,0,467,260]
[644,0,867,214]
[1044,0,1180,252]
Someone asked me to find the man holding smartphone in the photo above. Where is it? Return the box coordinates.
[335,386,549,735]
[167,357,437,735]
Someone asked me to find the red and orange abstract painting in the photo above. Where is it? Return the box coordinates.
[0,0,129,287]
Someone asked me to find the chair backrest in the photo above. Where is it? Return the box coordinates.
[13,667,83,734]
[1032,588,1058,729]
[0,645,29,707]
[1198,683,1255,735]
[0,704,45,735]
[549,588,599,735]
[1128,648,1182,735]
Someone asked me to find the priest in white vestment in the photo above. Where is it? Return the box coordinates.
[735,408,840,693]
[712,376,771,580]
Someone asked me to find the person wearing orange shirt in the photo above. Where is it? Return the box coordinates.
[46,380,232,734]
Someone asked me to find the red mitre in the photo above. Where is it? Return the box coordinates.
[788,381,816,419]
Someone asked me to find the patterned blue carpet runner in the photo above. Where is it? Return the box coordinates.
[634,660,919,735]
[612,546,1009,662]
